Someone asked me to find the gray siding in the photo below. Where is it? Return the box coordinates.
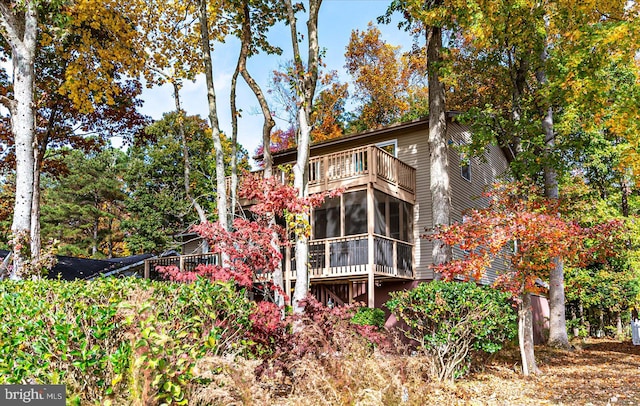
[397,130,432,280]
[447,123,509,283]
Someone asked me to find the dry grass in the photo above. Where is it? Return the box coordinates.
[190,338,640,406]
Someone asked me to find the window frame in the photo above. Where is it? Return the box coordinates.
[376,139,398,157]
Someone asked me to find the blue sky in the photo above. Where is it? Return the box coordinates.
[136,1,414,166]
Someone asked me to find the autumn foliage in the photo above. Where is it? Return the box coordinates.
[157,173,340,294]
[427,181,624,298]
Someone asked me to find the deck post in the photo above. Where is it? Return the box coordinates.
[368,146,375,184]
[393,240,398,277]
[285,246,292,305]
[368,266,375,308]
[367,182,375,308]
[179,255,185,273]
[144,260,150,279]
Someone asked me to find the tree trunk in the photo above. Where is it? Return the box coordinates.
[107,217,113,259]
[230,33,241,221]
[172,81,207,223]
[537,32,570,349]
[616,312,623,337]
[284,0,322,314]
[519,292,539,375]
[621,175,630,217]
[30,148,41,268]
[0,1,38,279]
[92,215,99,257]
[571,305,580,338]
[292,107,311,314]
[598,306,604,336]
[427,23,451,271]
[198,0,227,231]
[233,1,283,306]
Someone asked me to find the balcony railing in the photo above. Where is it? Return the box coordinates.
[308,145,416,197]
[228,145,416,202]
[144,253,219,278]
[144,235,413,281]
[288,234,413,280]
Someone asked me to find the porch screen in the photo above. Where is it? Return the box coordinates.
[344,190,367,235]
[374,190,413,242]
[313,196,340,239]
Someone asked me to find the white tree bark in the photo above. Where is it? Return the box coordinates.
[284,0,322,314]
[198,0,228,231]
[292,107,311,314]
[0,1,38,278]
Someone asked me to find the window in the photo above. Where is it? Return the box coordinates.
[313,191,367,239]
[460,155,471,182]
[376,140,397,156]
[374,190,413,243]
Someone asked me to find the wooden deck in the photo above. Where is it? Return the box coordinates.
[308,145,416,202]
[144,234,413,282]
[229,145,416,203]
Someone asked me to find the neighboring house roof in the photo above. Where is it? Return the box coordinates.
[0,250,155,281]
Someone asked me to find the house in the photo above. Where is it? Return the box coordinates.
[145,116,511,307]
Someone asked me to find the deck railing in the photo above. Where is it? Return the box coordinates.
[228,145,416,199]
[143,252,219,278]
[288,234,414,280]
[308,145,416,195]
[145,234,413,281]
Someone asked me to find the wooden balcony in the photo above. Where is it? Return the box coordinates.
[229,145,416,203]
[144,234,413,282]
[308,145,416,202]
[290,234,414,281]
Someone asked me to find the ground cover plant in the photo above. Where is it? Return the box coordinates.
[2,277,640,405]
[0,278,256,405]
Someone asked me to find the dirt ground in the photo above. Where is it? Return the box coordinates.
[428,339,640,405]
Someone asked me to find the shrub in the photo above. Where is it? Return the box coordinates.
[386,281,517,381]
[351,306,386,329]
[0,278,255,405]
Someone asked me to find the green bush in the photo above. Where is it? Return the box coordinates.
[0,278,255,405]
[386,281,517,381]
[351,306,386,329]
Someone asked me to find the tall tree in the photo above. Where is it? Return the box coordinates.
[453,0,638,349]
[197,0,229,231]
[283,0,322,314]
[0,0,39,277]
[0,0,147,277]
[123,113,249,254]
[345,22,411,131]
[228,0,287,305]
[141,0,207,223]
[382,0,453,272]
[41,148,128,258]
[393,0,639,348]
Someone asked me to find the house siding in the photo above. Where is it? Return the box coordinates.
[447,122,509,283]
[396,129,432,280]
